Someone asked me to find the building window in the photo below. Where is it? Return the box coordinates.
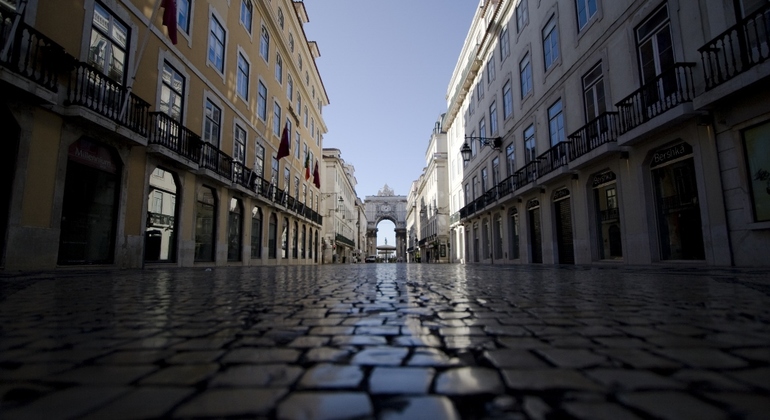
[543,17,559,70]
[503,80,512,119]
[311,118,315,137]
[506,143,515,177]
[251,207,262,259]
[492,157,500,186]
[240,0,252,33]
[271,157,279,186]
[509,209,520,259]
[582,62,605,121]
[472,176,478,200]
[177,0,191,34]
[743,122,770,222]
[273,102,281,137]
[548,99,565,146]
[479,118,486,140]
[304,105,308,127]
[88,3,129,83]
[481,167,488,193]
[636,4,675,99]
[489,101,498,135]
[516,0,528,32]
[275,53,283,84]
[208,15,225,73]
[260,25,269,60]
[234,125,246,164]
[499,25,510,61]
[476,80,484,101]
[524,125,536,163]
[487,56,495,83]
[284,166,290,194]
[257,81,267,121]
[576,0,597,30]
[255,142,265,179]
[236,53,249,99]
[470,130,477,157]
[204,99,221,147]
[520,53,532,98]
[287,74,293,100]
[160,61,184,121]
[294,132,300,159]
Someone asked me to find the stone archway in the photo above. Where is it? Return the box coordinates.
[364,185,408,261]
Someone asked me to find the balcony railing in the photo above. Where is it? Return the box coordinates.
[148,212,174,226]
[259,179,274,200]
[484,186,498,203]
[148,112,201,162]
[336,233,355,248]
[232,161,253,190]
[616,63,697,134]
[200,142,233,180]
[514,160,539,188]
[1,9,71,92]
[537,141,571,177]
[568,112,620,160]
[600,207,620,222]
[699,4,770,90]
[274,188,286,206]
[66,61,149,135]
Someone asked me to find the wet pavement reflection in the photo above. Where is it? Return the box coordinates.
[1,264,769,419]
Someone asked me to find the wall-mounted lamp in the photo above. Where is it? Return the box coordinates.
[460,136,503,162]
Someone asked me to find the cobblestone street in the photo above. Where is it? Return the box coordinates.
[1,264,769,419]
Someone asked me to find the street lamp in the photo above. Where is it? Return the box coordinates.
[461,136,503,162]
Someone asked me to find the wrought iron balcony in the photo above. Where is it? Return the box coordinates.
[514,160,539,188]
[568,112,620,160]
[147,211,174,226]
[497,176,515,199]
[699,4,770,90]
[616,63,697,134]
[335,233,355,247]
[232,161,255,190]
[537,141,571,177]
[148,112,201,162]
[66,61,149,135]
[199,142,233,180]
[0,8,69,92]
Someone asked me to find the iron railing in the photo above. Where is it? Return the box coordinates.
[0,8,68,92]
[537,141,571,177]
[568,112,620,160]
[200,142,233,180]
[336,233,355,247]
[616,63,697,134]
[66,61,149,135]
[699,4,770,90]
[148,112,201,162]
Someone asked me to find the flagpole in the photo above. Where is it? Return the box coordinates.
[119,0,163,120]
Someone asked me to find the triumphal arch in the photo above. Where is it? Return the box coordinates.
[364,185,407,261]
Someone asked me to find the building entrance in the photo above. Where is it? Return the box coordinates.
[528,199,543,263]
[651,143,705,260]
[58,138,121,264]
[554,189,574,264]
[0,107,19,266]
[364,185,407,262]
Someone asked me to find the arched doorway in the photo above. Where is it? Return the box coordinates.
[374,219,396,262]
[195,186,217,262]
[145,167,179,263]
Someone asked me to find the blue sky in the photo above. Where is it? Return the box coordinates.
[302,1,479,245]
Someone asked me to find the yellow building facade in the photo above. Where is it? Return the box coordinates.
[0,0,328,270]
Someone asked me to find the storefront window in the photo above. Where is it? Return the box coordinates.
[251,207,262,259]
[292,221,299,259]
[268,213,277,258]
[509,209,520,259]
[651,143,705,260]
[195,187,216,262]
[145,168,177,262]
[282,217,289,259]
[59,138,120,264]
[744,122,770,222]
[227,198,242,261]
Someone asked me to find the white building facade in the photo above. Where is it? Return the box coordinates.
[446,0,770,267]
[321,148,363,263]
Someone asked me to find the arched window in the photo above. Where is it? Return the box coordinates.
[292,221,299,259]
[509,209,520,259]
[300,225,306,259]
[282,217,289,259]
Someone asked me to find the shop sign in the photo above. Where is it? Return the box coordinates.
[68,138,118,174]
[592,170,616,188]
[651,142,692,168]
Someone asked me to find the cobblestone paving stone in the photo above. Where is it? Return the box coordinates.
[1,264,769,419]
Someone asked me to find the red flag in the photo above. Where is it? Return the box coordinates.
[161,0,178,45]
[277,122,290,160]
[304,152,311,180]
[312,160,320,188]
